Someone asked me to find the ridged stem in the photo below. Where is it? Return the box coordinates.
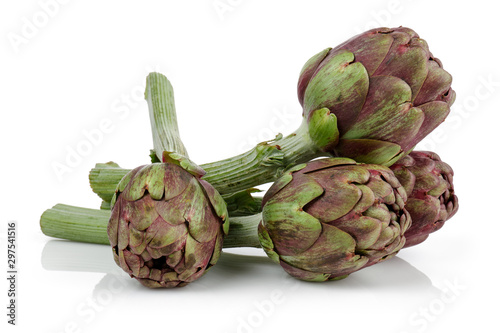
[222,214,261,248]
[90,121,325,200]
[89,162,130,203]
[201,120,323,194]
[40,204,262,248]
[40,204,111,245]
[145,72,189,159]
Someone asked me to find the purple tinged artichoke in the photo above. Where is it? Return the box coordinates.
[107,156,229,288]
[298,27,455,166]
[390,151,458,248]
[258,158,411,281]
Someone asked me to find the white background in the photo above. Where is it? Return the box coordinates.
[1,0,499,332]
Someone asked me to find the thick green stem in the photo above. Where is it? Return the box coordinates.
[201,121,324,194]
[145,72,189,159]
[40,204,111,245]
[89,162,130,203]
[40,204,262,248]
[90,121,326,200]
[219,214,261,248]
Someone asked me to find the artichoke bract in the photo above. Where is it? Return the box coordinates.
[107,156,229,288]
[390,151,458,248]
[298,27,455,166]
[258,158,411,281]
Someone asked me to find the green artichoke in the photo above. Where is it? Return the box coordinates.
[107,156,229,288]
[390,151,458,248]
[258,158,411,281]
[298,27,455,166]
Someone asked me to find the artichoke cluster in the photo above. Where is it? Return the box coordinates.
[258,151,457,281]
[40,26,459,288]
[257,27,458,281]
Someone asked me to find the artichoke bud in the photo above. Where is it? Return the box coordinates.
[107,161,228,288]
[390,151,458,248]
[258,157,411,282]
[297,27,455,167]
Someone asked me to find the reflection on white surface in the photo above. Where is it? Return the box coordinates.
[42,240,118,274]
[40,239,452,333]
[41,240,436,291]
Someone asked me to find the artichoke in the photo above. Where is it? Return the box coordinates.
[107,156,229,288]
[298,27,455,165]
[390,151,458,248]
[258,158,411,281]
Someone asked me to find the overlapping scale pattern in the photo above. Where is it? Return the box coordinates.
[108,163,228,288]
[258,158,411,281]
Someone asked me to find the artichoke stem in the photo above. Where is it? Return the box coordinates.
[145,72,189,160]
[90,121,326,201]
[202,120,325,194]
[40,204,262,249]
[40,204,111,245]
[89,162,131,204]
[221,214,262,248]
